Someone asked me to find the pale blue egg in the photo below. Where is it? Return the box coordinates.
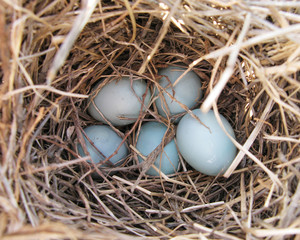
[88,77,151,126]
[176,109,236,176]
[154,66,203,118]
[78,125,128,166]
[136,122,179,176]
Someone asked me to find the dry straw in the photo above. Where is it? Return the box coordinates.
[0,0,299,239]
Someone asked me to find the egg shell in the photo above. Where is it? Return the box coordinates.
[88,77,151,126]
[154,66,203,118]
[176,109,237,176]
[78,125,128,166]
[136,122,179,176]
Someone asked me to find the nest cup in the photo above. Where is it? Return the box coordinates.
[1,1,300,239]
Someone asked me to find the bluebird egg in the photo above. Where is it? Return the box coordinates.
[78,125,128,166]
[176,109,237,176]
[136,122,179,176]
[88,77,151,126]
[154,66,203,119]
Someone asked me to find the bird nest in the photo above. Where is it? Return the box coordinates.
[0,0,299,239]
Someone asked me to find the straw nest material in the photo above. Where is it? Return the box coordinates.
[0,0,299,239]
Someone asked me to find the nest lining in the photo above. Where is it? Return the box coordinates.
[0,0,300,240]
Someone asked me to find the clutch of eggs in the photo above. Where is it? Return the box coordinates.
[81,66,237,177]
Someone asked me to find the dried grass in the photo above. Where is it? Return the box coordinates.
[0,0,299,239]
